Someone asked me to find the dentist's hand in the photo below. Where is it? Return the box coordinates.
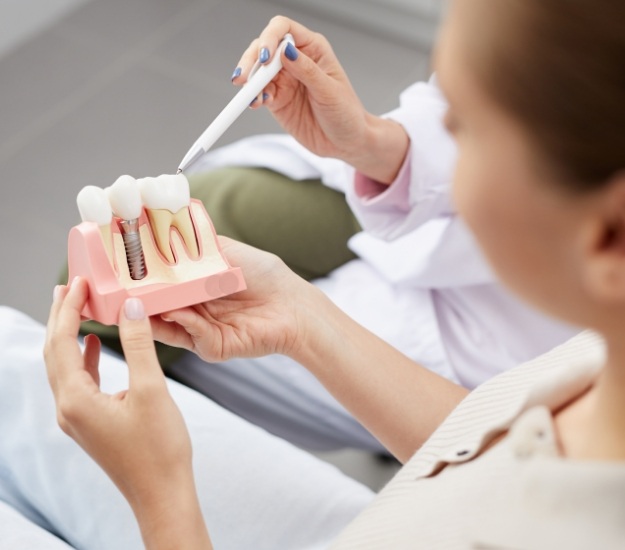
[150,236,317,364]
[44,279,211,548]
[233,16,409,184]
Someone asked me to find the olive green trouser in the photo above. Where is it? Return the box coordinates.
[61,167,361,366]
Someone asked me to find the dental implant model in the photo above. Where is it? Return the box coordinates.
[107,175,146,281]
[66,173,246,325]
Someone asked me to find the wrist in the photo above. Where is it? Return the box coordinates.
[287,284,349,371]
[344,114,410,185]
[128,469,212,549]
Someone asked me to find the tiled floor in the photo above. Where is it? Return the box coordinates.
[0,0,435,490]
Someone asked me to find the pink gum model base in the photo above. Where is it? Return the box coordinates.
[67,199,246,325]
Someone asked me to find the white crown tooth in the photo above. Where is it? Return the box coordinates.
[137,177,159,210]
[139,174,191,213]
[108,175,143,220]
[77,186,113,226]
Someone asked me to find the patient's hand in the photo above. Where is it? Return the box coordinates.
[44,278,211,548]
[150,236,315,363]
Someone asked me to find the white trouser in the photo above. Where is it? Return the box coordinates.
[166,352,386,452]
[0,306,373,549]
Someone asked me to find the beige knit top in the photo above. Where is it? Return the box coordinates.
[332,331,625,549]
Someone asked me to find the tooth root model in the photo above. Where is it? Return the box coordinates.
[76,185,115,266]
[138,174,199,263]
[108,175,147,280]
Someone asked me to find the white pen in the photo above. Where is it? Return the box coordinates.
[177,34,295,174]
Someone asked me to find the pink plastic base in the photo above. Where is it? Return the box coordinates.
[67,200,246,325]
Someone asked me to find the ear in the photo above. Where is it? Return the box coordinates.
[582,174,625,303]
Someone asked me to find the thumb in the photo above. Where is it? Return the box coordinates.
[118,298,165,390]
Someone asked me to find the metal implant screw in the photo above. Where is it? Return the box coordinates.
[120,219,146,280]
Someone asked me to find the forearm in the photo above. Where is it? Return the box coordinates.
[343,114,410,185]
[291,285,469,463]
[128,474,213,550]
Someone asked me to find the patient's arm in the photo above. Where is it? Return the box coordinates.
[291,287,469,463]
[152,237,468,463]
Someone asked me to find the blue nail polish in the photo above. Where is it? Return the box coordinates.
[259,47,270,64]
[262,92,269,101]
[231,66,241,80]
[285,42,298,61]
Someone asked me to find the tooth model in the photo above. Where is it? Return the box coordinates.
[76,185,115,265]
[67,173,246,325]
[108,175,147,280]
[138,174,199,263]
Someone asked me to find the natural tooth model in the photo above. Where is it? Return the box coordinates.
[108,175,147,280]
[138,174,199,263]
[76,185,115,265]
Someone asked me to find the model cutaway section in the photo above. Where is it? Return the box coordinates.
[69,173,246,325]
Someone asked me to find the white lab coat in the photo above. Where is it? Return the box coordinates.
[191,77,579,387]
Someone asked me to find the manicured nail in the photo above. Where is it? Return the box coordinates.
[259,47,270,64]
[284,42,298,61]
[231,66,241,80]
[262,92,269,102]
[124,298,145,321]
[249,97,258,107]
[53,285,62,302]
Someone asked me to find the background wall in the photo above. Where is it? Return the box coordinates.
[272,0,443,48]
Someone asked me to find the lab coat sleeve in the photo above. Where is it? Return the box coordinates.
[345,76,457,241]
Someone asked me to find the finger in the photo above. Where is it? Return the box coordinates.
[277,42,335,100]
[257,16,317,64]
[232,38,260,83]
[44,285,67,393]
[150,315,194,351]
[45,284,68,349]
[83,334,101,387]
[118,298,166,392]
[160,307,208,342]
[158,307,218,358]
[248,91,263,110]
[261,83,276,106]
[45,278,91,384]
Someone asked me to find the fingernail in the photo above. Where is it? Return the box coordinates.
[249,97,258,107]
[231,66,241,80]
[262,92,269,102]
[53,285,62,302]
[68,276,81,294]
[124,298,145,321]
[259,47,270,64]
[284,42,298,61]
